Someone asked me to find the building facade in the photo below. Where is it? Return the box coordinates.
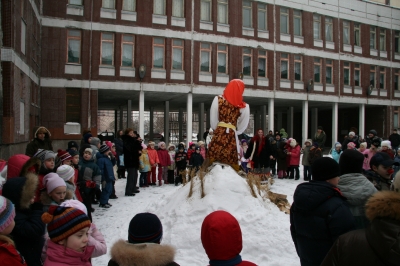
[1,0,400,157]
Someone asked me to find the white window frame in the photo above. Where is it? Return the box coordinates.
[122,0,136,11]
[293,10,302,36]
[121,34,134,67]
[258,50,267,78]
[313,14,321,40]
[370,66,376,88]
[354,23,361,46]
[102,0,115,9]
[343,21,350,44]
[370,26,376,49]
[344,62,350,86]
[200,42,212,72]
[242,0,252,28]
[280,7,289,34]
[395,69,400,91]
[153,37,165,69]
[217,0,228,24]
[217,44,228,74]
[172,0,184,17]
[172,39,184,70]
[101,32,114,65]
[154,0,166,15]
[281,53,289,80]
[67,29,81,64]
[380,67,385,89]
[325,17,333,42]
[257,3,267,31]
[395,31,400,54]
[201,0,212,22]
[242,48,252,76]
[326,59,333,84]
[379,28,386,51]
[294,55,302,81]
[69,0,83,5]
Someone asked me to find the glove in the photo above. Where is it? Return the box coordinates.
[102,181,106,189]
[85,181,96,188]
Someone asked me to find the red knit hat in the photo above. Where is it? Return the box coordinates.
[57,149,72,162]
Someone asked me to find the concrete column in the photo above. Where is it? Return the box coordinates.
[199,102,205,142]
[127,100,132,129]
[359,104,365,139]
[186,93,193,147]
[178,108,183,143]
[302,100,309,145]
[119,107,123,131]
[287,107,294,137]
[277,112,282,131]
[139,91,145,138]
[332,102,338,148]
[268,98,274,133]
[261,105,267,133]
[149,107,154,140]
[164,101,169,144]
[311,108,318,136]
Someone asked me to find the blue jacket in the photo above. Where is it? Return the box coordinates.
[290,181,356,266]
[96,152,116,182]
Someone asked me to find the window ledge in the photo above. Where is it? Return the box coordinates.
[354,46,362,54]
[370,49,378,56]
[67,4,84,16]
[343,86,352,94]
[243,76,254,86]
[99,66,115,76]
[394,91,400,97]
[314,84,323,91]
[258,77,269,87]
[65,64,82,74]
[100,8,116,19]
[172,17,185,27]
[199,72,212,82]
[151,68,166,79]
[380,51,387,58]
[171,70,185,80]
[217,23,230,33]
[280,80,291,88]
[326,85,335,93]
[280,33,291,42]
[294,81,303,90]
[242,27,254,37]
[354,86,363,95]
[395,54,400,60]
[314,39,323,47]
[326,41,335,50]
[200,21,213,31]
[380,89,387,97]
[121,11,137,21]
[153,14,167,25]
[216,74,229,84]
[120,67,135,77]
[294,35,304,44]
[258,30,269,39]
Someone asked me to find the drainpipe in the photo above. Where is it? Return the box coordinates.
[88,0,93,130]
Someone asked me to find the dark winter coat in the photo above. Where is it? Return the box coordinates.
[25,126,53,157]
[190,152,204,167]
[276,142,287,171]
[290,181,356,266]
[342,135,360,150]
[78,157,102,185]
[108,240,179,266]
[96,152,116,183]
[321,191,400,266]
[389,133,400,147]
[269,139,279,167]
[312,131,327,150]
[308,147,322,165]
[363,169,392,191]
[175,151,187,170]
[121,135,142,169]
[245,136,272,169]
[365,135,382,148]
[2,173,46,266]
[114,137,124,156]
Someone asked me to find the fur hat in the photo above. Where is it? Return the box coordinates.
[42,206,91,243]
[365,191,400,221]
[56,165,75,182]
[128,213,163,244]
[371,138,381,147]
[312,157,340,181]
[334,142,342,149]
[290,139,297,147]
[90,137,100,146]
[339,149,364,175]
[0,196,15,233]
[347,142,356,150]
[61,199,87,215]
[34,149,56,163]
[304,139,312,145]
[99,144,110,153]
[43,173,66,193]
[57,149,72,162]
[2,173,38,210]
[381,140,391,148]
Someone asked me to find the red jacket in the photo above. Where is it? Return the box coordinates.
[287,145,301,166]
[157,149,171,167]
[147,147,160,166]
[187,148,196,160]
[73,168,83,202]
[201,211,257,266]
[0,238,27,266]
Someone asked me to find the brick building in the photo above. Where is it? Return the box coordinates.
[1,0,400,158]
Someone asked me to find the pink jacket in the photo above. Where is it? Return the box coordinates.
[200,147,206,159]
[147,147,159,166]
[157,149,171,167]
[287,145,301,166]
[88,223,107,258]
[44,240,94,266]
[363,149,376,170]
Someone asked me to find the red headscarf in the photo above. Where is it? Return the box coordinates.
[223,79,246,108]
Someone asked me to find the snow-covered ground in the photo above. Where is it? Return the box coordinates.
[92,165,306,266]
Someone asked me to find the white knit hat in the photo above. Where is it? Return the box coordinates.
[381,140,391,148]
[56,165,75,182]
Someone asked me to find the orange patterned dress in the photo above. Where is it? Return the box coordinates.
[207,96,241,169]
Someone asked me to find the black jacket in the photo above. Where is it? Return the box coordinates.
[389,133,400,147]
[175,151,187,170]
[245,137,272,169]
[114,137,124,156]
[342,135,360,150]
[121,135,142,169]
[290,181,356,266]
[189,152,204,167]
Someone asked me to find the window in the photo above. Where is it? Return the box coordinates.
[380,67,385,89]
[370,66,376,87]
[154,0,166,15]
[294,10,302,36]
[243,0,252,28]
[123,0,136,11]
[395,31,400,54]
[201,0,211,21]
[313,14,321,40]
[69,0,83,5]
[242,48,252,76]
[153,37,165,69]
[314,58,321,83]
[102,0,115,9]
[293,55,302,81]
[21,19,26,55]
[66,88,81,123]
[281,53,289,79]
[172,39,184,70]
[121,35,134,67]
[370,26,376,49]
[326,60,332,84]
[395,69,399,91]
[258,3,267,30]
[172,0,184,17]
[67,29,81,63]
[325,17,333,42]
[343,21,350,44]
[344,62,350,86]
[217,44,228,74]
[354,23,361,46]
[217,0,228,24]
[101,33,114,65]
[280,7,289,34]
[379,29,386,51]
[354,63,361,86]
[258,50,267,77]
[200,43,211,72]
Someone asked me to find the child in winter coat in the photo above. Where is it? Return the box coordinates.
[362,139,380,171]
[157,142,171,186]
[186,143,196,162]
[41,173,72,212]
[380,140,394,159]
[240,139,249,173]
[0,196,27,266]
[358,142,367,153]
[96,144,116,208]
[277,141,288,179]
[331,142,343,163]
[2,175,45,266]
[57,165,78,200]
[175,144,188,185]
[147,141,160,186]
[139,144,151,188]
[347,142,356,151]
[167,144,176,184]
[286,139,301,180]
[41,206,93,266]
[197,141,206,160]
[33,149,57,205]
[393,148,400,178]
[68,150,83,202]
[105,141,118,199]
[189,147,204,174]
[57,150,72,166]
[301,139,312,181]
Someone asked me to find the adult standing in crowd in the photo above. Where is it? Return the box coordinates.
[114,129,125,179]
[342,131,360,151]
[245,129,273,174]
[25,126,53,157]
[312,126,326,152]
[389,128,400,152]
[121,128,142,196]
[365,129,381,148]
[80,128,91,149]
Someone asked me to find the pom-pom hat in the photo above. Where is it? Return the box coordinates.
[57,149,72,162]
[128,213,163,244]
[34,149,56,162]
[56,165,75,182]
[0,196,15,233]
[42,206,91,243]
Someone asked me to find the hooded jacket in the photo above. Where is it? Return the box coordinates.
[96,152,116,183]
[0,236,27,266]
[25,127,53,157]
[44,240,94,266]
[6,155,41,180]
[330,142,342,163]
[321,191,400,266]
[2,174,46,266]
[290,181,356,266]
[108,240,179,266]
[313,130,327,150]
[337,173,377,229]
[121,135,142,169]
[168,144,176,170]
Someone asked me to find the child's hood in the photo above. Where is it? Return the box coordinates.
[168,143,176,150]
[2,172,38,210]
[32,126,51,139]
[7,155,41,180]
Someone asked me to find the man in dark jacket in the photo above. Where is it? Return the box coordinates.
[342,131,360,151]
[312,126,326,151]
[25,126,53,157]
[245,129,273,174]
[290,157,356,266]
[321,191,400,266]
[365,129,382,148]
[389,128,400,152]
[121,129,142,196]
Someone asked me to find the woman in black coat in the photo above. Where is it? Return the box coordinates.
[245,129,272,174]
[121,128,142,196]
[114,129,125,179]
